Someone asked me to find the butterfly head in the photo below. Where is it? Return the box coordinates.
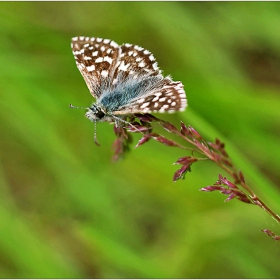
[85,103,114,123]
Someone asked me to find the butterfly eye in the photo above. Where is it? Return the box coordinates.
[96,110,105,119]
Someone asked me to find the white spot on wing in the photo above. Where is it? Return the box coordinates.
[73,50,81,55]
[87,65,95,72]
[139,61,145,67]
[135,46,144,51]
[104,56,113,64]
[101,70,108,77]
[95,57,103,63]
[140,102,150,109]
[110,41,118,48]
[137,98,145,103]
[119,61,130,71]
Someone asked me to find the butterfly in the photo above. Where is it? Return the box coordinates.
[71,35,187,121]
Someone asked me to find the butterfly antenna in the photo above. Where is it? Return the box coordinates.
[94,120,100,146]
[69,104,88,110]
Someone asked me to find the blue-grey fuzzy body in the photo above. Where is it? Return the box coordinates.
[98,74,164,113]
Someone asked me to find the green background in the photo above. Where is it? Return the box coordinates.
[1,2,280,278]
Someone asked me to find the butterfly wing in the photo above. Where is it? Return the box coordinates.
[112,78,187,115]
[71,36,120,99]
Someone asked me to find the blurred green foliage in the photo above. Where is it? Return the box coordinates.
[1,2,280,278]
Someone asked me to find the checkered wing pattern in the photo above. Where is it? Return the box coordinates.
[71,36,120,98]
[117,79,187,114]
[111,43,162,81]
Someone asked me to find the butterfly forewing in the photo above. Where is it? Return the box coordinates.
[111,44,162,83]
[71,36,120,98]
